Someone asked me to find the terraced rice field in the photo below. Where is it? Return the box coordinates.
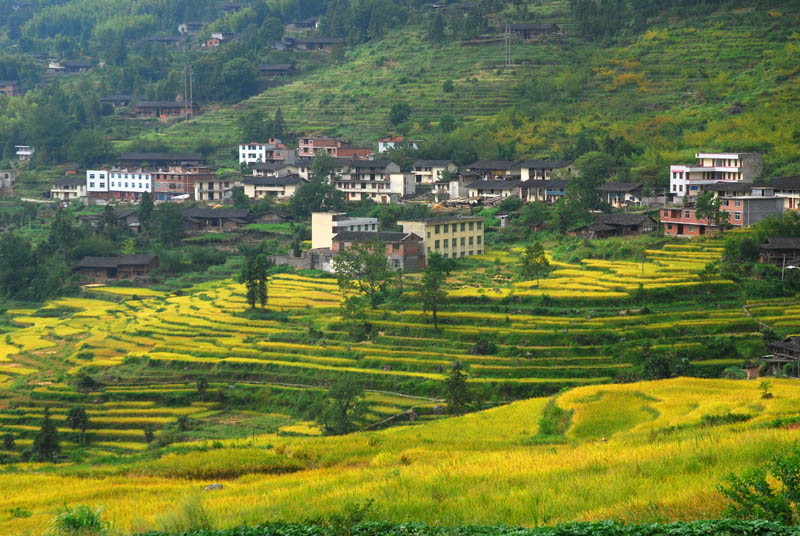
[0,237,763,457]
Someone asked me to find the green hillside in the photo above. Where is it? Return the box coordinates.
[145,1,800,184]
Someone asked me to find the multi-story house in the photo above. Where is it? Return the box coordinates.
[411,160,458,184]
[0,169,16,189]
[298,137,370,160]
[238,139,295,165]
[718,187,785,227]
[311,212,379,249]
[241,175,306,200]
[87,168,151,202]
[517,160,574,181]
[520,180,569,204]
[335,160,413,203]
[331,231,425,271]
[597,182,643,208]
[134,101,199,119]
[0,80,20,97]
[152,165,217,202]
[660,206,716,237]
[766,176,800,211]
[669,152,763,197]
[467,179,522,200]
[466,160,518,180]
[252,161,312,181]
[194,175,238,202]
[397,216,485,259]
[51,177,87,203]
[377,136,421,153]
[15,145,34,161]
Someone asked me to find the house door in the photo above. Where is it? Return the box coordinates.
[699,226,705,235]
[677,224,684,235]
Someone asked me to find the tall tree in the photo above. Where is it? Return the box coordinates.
[317,376,366,435]
[420,252,455,334]
[138,192,154,230]
[444,361,471,415]
[239,253,271,309]
[519,242,551,287]
[153,203,185,247]
[333,238,393,309]
[695,191,730,232]
[32,407,60,462]
[66,407,89,446]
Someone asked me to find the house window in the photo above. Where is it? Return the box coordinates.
[460,223,466,232]
[685,211,691,218]
[99,183,105,188]
[435,225,440,234]
[443,224,449,232]
[735,200,741,207]
[89,182,94,188]
[477,222,482,229]
[667,223,673,230]
[689,225,695,232]
[460,237,465,246]
[469,222,474,231]
[443,239,449,249]
[477,236,482,244]
[469,237,474,245]
[434,240,440,249]
[427,232,430,239]
[734,212,741,221]
[663,210,668,217]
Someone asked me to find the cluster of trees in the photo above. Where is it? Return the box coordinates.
[569,0,729,39]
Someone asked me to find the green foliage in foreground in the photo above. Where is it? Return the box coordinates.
[136,520,800,536]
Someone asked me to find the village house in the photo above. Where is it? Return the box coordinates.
[203,32,235,48]
[332,231,425,271]
[238,139,295,165]
[718,188,785,227]
[183,208,253,231]
[194,174,237,202]
[100,95,135,108]
[0,80,20,97]
[15,145,34,161]
[467,179,522,200]
[705,181,752,199]
[153,165,217,201]
[598,182,644,208]
[669,152,763,197]
[466,160,518,180]
[766,176,800,211]
[134,101,199,119]
[398,216,485,259]
[1,169,17,189]
[251,161,312,180]
[298,137,371,160]
[505,22,561,39]
[661,205,716,237]
[311,212,379,249]
[218,2,248,14]
[760,238,800,267]
[520,179,569,204]
[517,160,574,182]
[377,136,422,153]
[764,337,800,377]
[289,37,343,52]
[411,160,458,185]
[74,254,158,281]
[86,168,151,202]
[258,64,295,78]
[570,213,656,239]
[286,17,319,34]
[76,209,140,232]
[241,175,306,201]
[48,60,91,74]
[335,160,415,203]
[178,21,206,34]
[51,177,87,203]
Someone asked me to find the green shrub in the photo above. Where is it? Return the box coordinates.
[49,504,111,535]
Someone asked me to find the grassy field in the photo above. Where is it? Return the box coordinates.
[2,377,800,534]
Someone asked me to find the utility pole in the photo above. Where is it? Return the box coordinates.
[504,24,511,70]
[189,62,193,118]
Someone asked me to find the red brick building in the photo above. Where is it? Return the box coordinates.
[153,165,216,201]
[660,207,715,237]
[331,231,425,271]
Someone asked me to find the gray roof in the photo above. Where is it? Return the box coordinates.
[518,160,571,169]
[507,23,560,31]
[412,160,454,168]
[333,231,420,243]
[761,237,800,250]
[243,175,305,186]
[183,208,251,219]
[468,180,522,190]
[597,182,643,193]
[75,254,156,269]
[100,94,135,101]
[705,182,752,192]
[346,160,394,169]
[766,176,800,191]
[399,216,483,224]
[595,213,655,226]
[52,177,84,187]
[467,160,519,171]
[135,101,196,109]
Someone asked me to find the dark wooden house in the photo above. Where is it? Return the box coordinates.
[74,254,158,280]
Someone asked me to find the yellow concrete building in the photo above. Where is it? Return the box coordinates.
[397,216,485,259]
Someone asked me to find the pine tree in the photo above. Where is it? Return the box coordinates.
[444,361,471,415]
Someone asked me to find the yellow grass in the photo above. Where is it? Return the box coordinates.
[2,378,799,535]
